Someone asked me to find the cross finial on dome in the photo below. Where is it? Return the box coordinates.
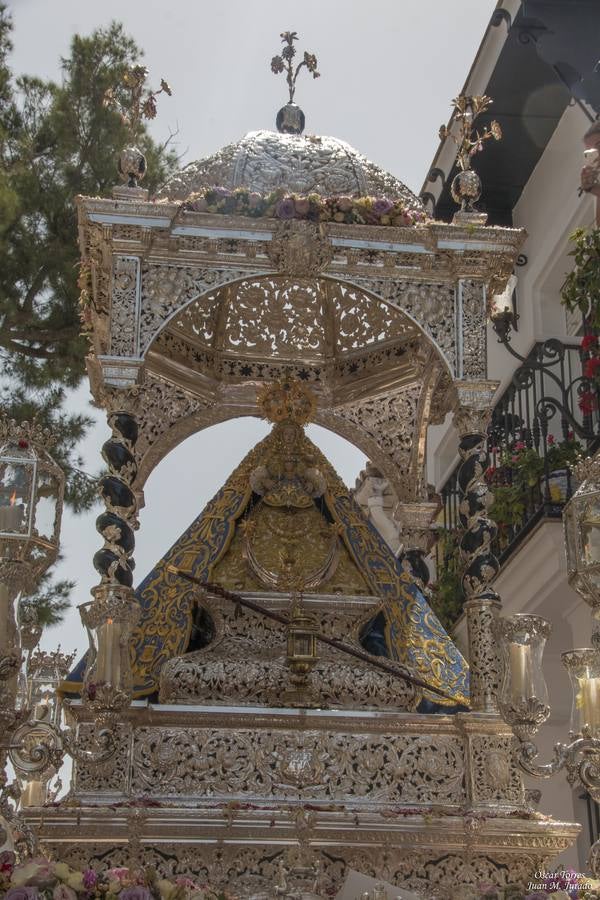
[270,31,320,135]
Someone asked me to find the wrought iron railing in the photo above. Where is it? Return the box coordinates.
[437,338,600,569]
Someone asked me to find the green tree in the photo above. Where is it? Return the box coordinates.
[0,8,177,626]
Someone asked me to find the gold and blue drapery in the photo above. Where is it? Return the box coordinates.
[328,491,469,706]
[62,431,469,706]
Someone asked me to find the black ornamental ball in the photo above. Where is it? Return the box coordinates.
[92,548,134,587]
[118,146,147,188]
[101,439,137,482]
[99,475,136,513]
[111,413,139,444]
[95,511,135,554]
[276,103,305,135]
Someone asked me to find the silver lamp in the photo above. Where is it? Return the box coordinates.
[496,614,551,740]
[0,419,64,593]
[564,455,600,628]
[496,452,600,877]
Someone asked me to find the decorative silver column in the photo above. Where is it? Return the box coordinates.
[453,381,501,713]
[82,395,141,718]
[394,500,440,589]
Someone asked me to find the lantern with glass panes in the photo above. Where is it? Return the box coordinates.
[0,419,64,593]
[495,453,600,877]
[0,418,64,692]
[12,647,76,808]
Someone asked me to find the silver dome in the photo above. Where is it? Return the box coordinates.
[157,130,422,206]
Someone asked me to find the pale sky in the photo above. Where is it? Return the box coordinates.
[6,0,498,656]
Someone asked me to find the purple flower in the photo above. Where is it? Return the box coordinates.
[83,869,98,889]
[6,889,40,900]
[275,198,296,220]
[119,888,152,900]
[213,186,232,199]
[372,198,394,216]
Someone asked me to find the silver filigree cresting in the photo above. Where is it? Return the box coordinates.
[8,718,117,782]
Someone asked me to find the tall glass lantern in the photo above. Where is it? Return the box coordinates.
[562,648,600,738]
[496,614,552,739]
[563,456,600,618]
[0,420,65,592]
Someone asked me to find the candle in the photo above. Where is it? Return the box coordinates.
[580,676,600,735]
[34,695,51,722]
[585,520,600,565]
[0,497,24,533]
[509,643,530,702]
[95,619,122,686]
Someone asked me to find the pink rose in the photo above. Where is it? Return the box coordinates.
[248,192,262,210]
[107,867,130,882]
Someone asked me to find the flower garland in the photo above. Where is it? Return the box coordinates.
[4,852,600,900]
[1,854,235,900]
[183,186,427,227]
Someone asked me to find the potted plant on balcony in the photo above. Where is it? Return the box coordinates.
[544,433,582,501]
[486,435,582,527]
[486,442,541,532]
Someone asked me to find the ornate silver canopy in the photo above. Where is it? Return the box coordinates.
[157,130,423,205]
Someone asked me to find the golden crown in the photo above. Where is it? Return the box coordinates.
[257,380,317,426]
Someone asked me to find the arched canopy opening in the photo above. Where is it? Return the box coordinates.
[134,274,454,501]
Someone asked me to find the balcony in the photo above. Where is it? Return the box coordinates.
[434,337,600,629]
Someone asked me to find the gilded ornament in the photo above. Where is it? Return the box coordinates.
[267,220,333,277]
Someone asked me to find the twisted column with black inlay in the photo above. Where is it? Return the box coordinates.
[84,401,140,718]
[453,381,501,713]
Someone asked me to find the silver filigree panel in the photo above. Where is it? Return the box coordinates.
[347,276,457,375]
[331,384,422,498]
[162,277,418,364]
[459,279,487,379]
[128,727,465,804]
[110,255,140,356]
[139,264,265,355]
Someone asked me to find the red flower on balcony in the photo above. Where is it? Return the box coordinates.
[579,390,598,414]
[582,334,599,351]
[584,356,600,379]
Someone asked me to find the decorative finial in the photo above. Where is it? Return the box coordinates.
[104,65,172,193]
[439,95,501,224]
[0,416,58,450]
[257,379,317,425]
[271,31,320,135]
